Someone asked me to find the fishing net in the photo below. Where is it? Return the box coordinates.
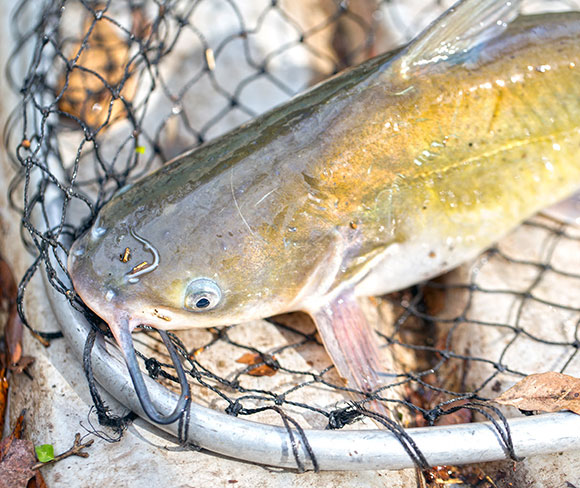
[5,0,580,475]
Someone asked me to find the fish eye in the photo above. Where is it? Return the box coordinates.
[184,278,222,312]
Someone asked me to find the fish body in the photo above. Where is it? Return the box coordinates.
[69,0,580,420]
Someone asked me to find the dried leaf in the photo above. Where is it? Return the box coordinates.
[435,407,473,426]
[423,465,498,487]
[27,470,48,488]
[405,372,473,427]
[236,352,278,377]
[6,308,23,366]
[423,465,462,483]
[0,412,37,488]
[57,12,138,129]
[9,356,35,375]
[131,6,153,41]
[0,259,17,299]
[11,411,26,441]
[0,438,36,488]
[494,372,580,414]
[0,258,23,366]
[423,282,447,316]
[0,371,7,437]
[1,412,25,460]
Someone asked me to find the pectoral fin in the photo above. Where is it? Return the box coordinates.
[307,290,401,421]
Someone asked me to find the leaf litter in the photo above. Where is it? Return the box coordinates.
[494,372,580,415]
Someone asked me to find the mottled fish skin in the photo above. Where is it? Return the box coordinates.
[68,3,580,419]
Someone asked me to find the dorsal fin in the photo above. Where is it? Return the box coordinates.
[399,0,523,77]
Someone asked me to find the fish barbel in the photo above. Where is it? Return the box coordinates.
[68,0,580,423]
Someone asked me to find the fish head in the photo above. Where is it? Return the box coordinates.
[68,173,341,337]
[67,163,342,426]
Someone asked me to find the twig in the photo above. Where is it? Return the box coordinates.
[32,433,94,470]
[29,330,50,347]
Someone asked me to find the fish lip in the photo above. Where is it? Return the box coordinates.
[68,242,120,325]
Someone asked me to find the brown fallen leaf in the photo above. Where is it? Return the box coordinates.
[0,258,17,299]
[0,257,22,366]
[57,6,142,129]
[0,411,45,488]
[0,437,36,488]
[494,372,580,414]
[0,369,7,437]
[0,256,34,375]
[5,310,23,368]
[405,371,473,428]
[9,356,35,375]
[1,411,25,459]
[423,465,462,484]
[436,399,473,427]
[130,4,153,41]
[1,413,92,487]
[236,352,279,377]
[423,465,498,487]
[9,410,25,442]
[27,470,48,488]
[423,280,448,317]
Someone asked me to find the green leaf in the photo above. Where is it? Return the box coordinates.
[35,444,55,463]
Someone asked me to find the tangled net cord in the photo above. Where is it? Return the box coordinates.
[5,0,580,473]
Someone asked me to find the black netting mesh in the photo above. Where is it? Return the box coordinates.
[5,0,580,479]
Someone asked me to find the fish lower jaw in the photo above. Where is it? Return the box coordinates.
[124,309,207,330]
[124,305,279,331]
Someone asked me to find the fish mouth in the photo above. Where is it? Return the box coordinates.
[68,240,121,325]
